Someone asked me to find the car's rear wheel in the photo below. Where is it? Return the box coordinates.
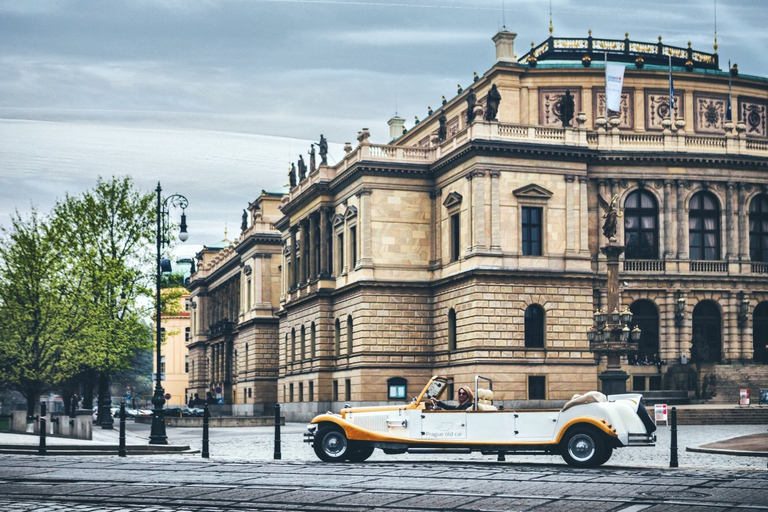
[345,444,374,462]
[313,426,349,462]
[561,426,606,468]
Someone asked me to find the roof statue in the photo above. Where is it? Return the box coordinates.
[466,88,477,125]
[558,89,575,127]
[318,134,328,165]
[298,154,307,180]
[437,111,447,142]
[309,144,316,174]
[484,84,501,121]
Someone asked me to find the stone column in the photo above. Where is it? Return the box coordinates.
[565,175,576,253]
[299,220,308,286]
[261,254,272,306]
[290,228,298,290]
[726,182,736,260]
[319,207,329,278]
[357,189,373,267]
[738,183,748,259]
[490,171,501,251]
[664,180,674,257]
[469,170,486,251]
[579,176,589,254]
[309,214,317,280]
[430,189,441,265]
[676,180,688,259]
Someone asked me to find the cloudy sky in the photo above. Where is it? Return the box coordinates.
[1,0,766,257]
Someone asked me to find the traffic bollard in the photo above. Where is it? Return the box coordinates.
[202,403,210,459]
[274,403,281,460]
[38,401,47,456]
[670,406,678,468]
[118,401,126,457]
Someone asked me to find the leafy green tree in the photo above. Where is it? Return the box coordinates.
[0,209,93,416]
[52,176,156,413]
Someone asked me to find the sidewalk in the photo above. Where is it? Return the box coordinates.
[0,425,195,455]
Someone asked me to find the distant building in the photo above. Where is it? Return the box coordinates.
[153,260,194,407]
[189,29,768,420]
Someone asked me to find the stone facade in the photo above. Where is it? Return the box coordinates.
[188,30,768,420]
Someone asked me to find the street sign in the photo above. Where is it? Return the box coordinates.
[215,386,222,393]
[739,389,750,406]
[165,393,171,400]
[654,403,668,425]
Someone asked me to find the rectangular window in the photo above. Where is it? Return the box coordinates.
[350,226,357,268]
[528,375,546,400]
[289,383,294,402]
[185,327,190,342]
[345,378,351,401]
[333,380,339,401]
[185,356,189,373]
[247,278,252,309]
[309,381,314,402]
[337,233,344,273]
[388,384,406,399]
[160,356,166,376]
[299,382,304,402]
[450,213,461,262]
[522,207,543,256]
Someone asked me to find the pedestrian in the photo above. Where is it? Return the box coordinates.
[206,391,217,405]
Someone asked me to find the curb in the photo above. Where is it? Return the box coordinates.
[686,446,768,458]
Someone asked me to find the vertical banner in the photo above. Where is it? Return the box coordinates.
[605,63,625,113]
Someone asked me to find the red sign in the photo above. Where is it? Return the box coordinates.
[739,389,750,406]
[164,393,171,400]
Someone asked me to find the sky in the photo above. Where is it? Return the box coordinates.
[1,0,766,258]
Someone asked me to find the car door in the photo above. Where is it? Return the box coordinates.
[420,411,467,440]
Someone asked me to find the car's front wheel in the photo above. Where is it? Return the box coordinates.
[560,426,607,468]
[313,426,349,462]
[346,444,374,462]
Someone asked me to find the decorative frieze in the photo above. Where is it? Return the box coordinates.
[739,97,767,138]
[645,89,684,130]
[693,93,728,134]
[593,89,634,129]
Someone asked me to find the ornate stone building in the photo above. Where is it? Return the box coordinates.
[189,29,768,420]
[187,193,283,411]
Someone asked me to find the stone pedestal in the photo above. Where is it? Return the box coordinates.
[599,369,630,396]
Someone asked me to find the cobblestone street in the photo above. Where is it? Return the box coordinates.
[157,422,767,470]
[0,453,766,511]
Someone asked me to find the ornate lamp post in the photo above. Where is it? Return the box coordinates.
[150,182,189,445]
[589,195,640,395]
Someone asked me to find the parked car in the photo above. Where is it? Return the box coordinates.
[305,375,657,467]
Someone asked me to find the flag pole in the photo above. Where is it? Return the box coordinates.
[604,52,608,120]
[668,55,675,123]
[727,59,733,122]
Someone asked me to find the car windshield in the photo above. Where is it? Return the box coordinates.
[424,378,448,400]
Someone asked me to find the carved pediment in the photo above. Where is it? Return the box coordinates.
[344,205,358,220]
[513,184,553,200]
[442,191,463,208]
[332,213,345,227]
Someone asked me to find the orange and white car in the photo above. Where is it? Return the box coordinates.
[304,375,656,467]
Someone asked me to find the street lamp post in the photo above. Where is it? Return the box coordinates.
[149,182,189,445]
[587,239,640,395]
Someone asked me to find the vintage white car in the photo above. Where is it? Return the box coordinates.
[305,375,656,467]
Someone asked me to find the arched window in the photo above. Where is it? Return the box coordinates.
[524,304,545,348]
[300,325,306,360]
[691,301,721,363]
[387,377,407,399]
[310,322,316,359]
[334,318,341,357]
[689,191,720,261]
[630,300,659,360]
[624,190,659,259]
[346,315,353,355]
[749,194,768,262]
[448,309,457,351]
[752,301,768,364]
